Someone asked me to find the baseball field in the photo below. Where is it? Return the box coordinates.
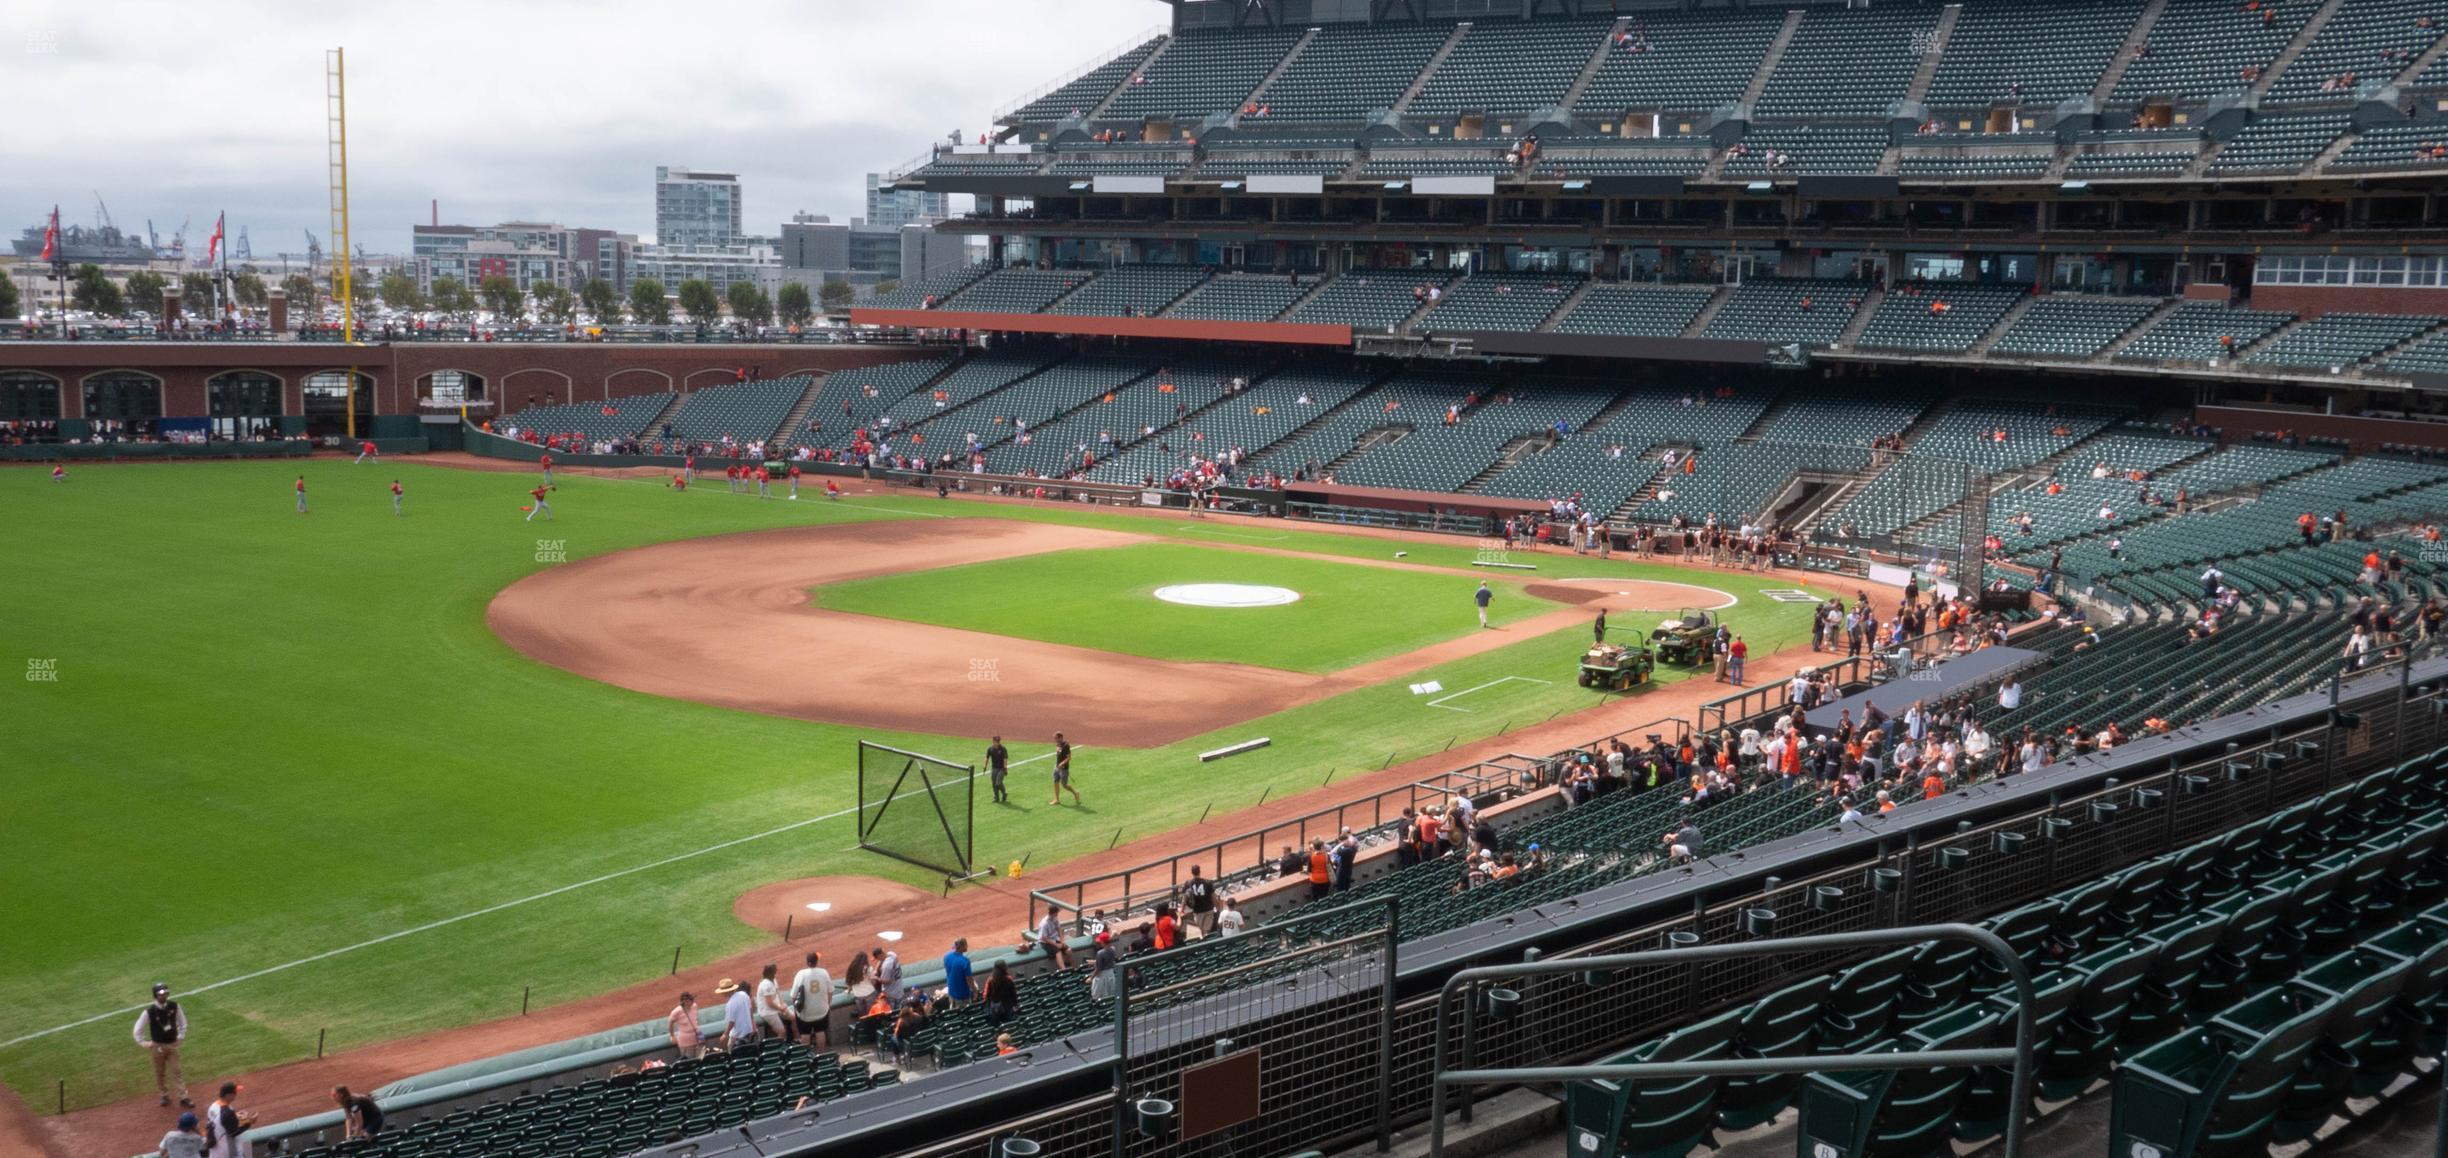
[1,457,1828,1114]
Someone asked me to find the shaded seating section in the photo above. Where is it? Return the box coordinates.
[865,266,992,311]
[1415,272,1583,333]
[1552,283,1719,337]
[1010,35,1167,123]
[783,358,954,453]
[1699,279,1871,345]
[499,395,670,443]
[2244,312,2438,369]
[1853,283,2028,351]
[1103,28,1306,123]
[1754,5,1939,119]
[1164,272,1312,322]
[1334,379,1620,493]
[943,268,1095,314]
[1287,269,1454,331]
[1574,10,1787,115]
[1406,18,1614,117]
[1046,264,1210,317]
[2065,149,2200,176]
[1826,399,2122,536]
[1478,386,1771,516]
[1922,0,2148,109]
[2327,120,2448,172]
[662,377,812,447]
[287,1040,892,1158]
[2112,0,2308,103]
[2155,443,2340,494]
[1576,754,2448,1158]
[1722,126,1890,175]
[1896,150,2055,179]
[1088,366,1376,484]
[2114,303,2296,363]
[1255,22,1451,123]
[2205,113,2354,174]
[2261,0,2448,104]
[1989,295,2165,358]
[868,354,1055,444]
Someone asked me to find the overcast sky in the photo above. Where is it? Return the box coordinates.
[2,0,1156,259]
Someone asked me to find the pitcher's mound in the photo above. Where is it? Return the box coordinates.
[734,876,945,938]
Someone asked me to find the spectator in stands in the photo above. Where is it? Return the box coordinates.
[943,938,976,1006]
[332,1086,384,1140]
[1180,864,1217,934]
[1089,932,1121,1000]
[202,1084,250,1158]
[874,946,905,1003]
[885,994,930,1060]
[716,978,756,1051]
[1217,897,1246,936]
[790,952,833,1048]
[159,1113,205,1158]
[1664,818,1702,863]
[1307,839,1332,899]
[1277,844,1306,881]
[755,963,792,1042]
[841,950,871,1001]
[983,960,1018,1025]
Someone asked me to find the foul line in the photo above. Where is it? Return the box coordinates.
[1425,675,1553,713]
[0,759,1006,1052]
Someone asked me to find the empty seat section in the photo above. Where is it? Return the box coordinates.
[2112,0,2309,103]
[1011,36,1167,122]
[1722,126,1889,175]
[1288,270,1455,331]
[869,354,1054,441]
[1553,283,1718,337]
[500,395,671,443]
[1924,0,2148,109]
[944,268,1096,314]
[2245,311,2437,368]
[1256,22,1450,123]
[1826,399,2121,535]
[1165,272,1311,321]
[1103,29,1306,122]
[1990,295,2165,357]
[663,378,812,446]
[1482,385,1770,516]
[1854,283,2028,351]
[1575,10,1787,114]
[2065,148,2200,175]
[1047,265,1209,317]
[2205,113,2352,174]
[2114,303,2296,362]
[1047,148,1190,176]
[784,358,955,453]
[1897,149,2055,178]
[965,357,1172,475]
[2262,0,2447,104]
[1406,19,1614,117]
[1700,278,1871,345]
[1335,379,1619,493]
[1092,366,1376,484]
[2328,120,2448,171]
[1195,139,1359,177]
[2382,329,2448,375]
[1755,6,1939,118]
[1531,142,1712,176]
[866,266,992,311]
[1416,272,1582,332]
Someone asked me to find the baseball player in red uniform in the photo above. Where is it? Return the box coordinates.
[295,475,309,514]
[755,466,771,499]
[683,453,697,485]
[390,479,404,516]
[526,483,554,522]
[787,464,801,499]
[50,465,67,483]
[354,440,378,464]
[726,463,742,493]
[539,453,555,486]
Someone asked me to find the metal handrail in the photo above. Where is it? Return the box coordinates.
[1427,922,2038,1158]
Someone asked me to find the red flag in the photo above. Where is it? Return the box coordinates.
[205,213,226,266]
[38,206,58,262]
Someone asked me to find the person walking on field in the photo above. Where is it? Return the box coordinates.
[134,983,190,1108]
[1050,732,1081,806]
[1476,581,1494,628]
[389,479,404,516]
[527,482,555,522]
[294,475,309,514]
[1594,610,1608,643]
[986,735,1011,804]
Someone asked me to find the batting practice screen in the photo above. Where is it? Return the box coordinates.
[855,741,975,879]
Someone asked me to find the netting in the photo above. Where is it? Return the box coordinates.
[856,741,975,878]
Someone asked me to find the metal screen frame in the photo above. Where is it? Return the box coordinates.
[855,739,976,880]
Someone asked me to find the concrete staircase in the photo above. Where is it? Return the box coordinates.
[2392,26,2448,86]
[638,392,692,438]
[1561,18,1635,112]
[1535,279,1600,332]
[2253,0,2350,100]
[1835,289,1887,348]
[1679,285,1736,338]
[1904,6,1964,105]
[1459,435,1553,492]
[1391,23,1472,116]
[2231,315,2309,362]
[1087,38,1169,120]
[1269,273,1341,322]
[1260,384,1387,475]
[2093,298,2188,361]
[2307,127,2363,174]
[1970,294,2040,355]
[769,377,831,446]
[1740,11,1806,107]
[2091,0,2171,104]
[2358,318,2448,374]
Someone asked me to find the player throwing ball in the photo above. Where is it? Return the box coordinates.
[526,482,555,522]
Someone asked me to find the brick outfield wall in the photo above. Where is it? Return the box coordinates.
[0,343,939,419]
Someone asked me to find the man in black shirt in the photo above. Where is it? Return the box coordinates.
[1180,865,1217,936]
[333,1086,384,1140]
[984,736,1010,804]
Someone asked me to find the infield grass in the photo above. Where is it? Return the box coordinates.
[0,459,1827,1112]
[814,542,1556,671]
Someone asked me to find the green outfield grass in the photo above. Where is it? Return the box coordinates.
[0,459,1829,1112]
[815,542,1556,671]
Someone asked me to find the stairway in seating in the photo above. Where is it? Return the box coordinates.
[1239,27,1319,116]
[1460,435,1553,492]
[1904,6,1964,105]
[637,392,691,438]
[1039,272,1106,314]
[1678,286,1736,337]
[2307,127,2364,174]
[1835,289,1886,348]
[1322,425,1410,476]
[1970,294,2039,356]
[2252,0,2350,100]
[1561,18,1634,112]
[770,377,831,444]
[2090,0,2170,104]
[2393,26,2448,85]
[1733,393,1795,443]
[2092,297,2187,361]
[1536,279,1601,332]
[1257,383,1389,471]
[2232,314,2309,361]
[1575,386,1646,434]
[1268,272,1341,321]
[1392,23,1472,116]
[1740,10,1806,107]
[1894,396,1957,449]
[1087,38,1169,120]
[2359,318,2448,374]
